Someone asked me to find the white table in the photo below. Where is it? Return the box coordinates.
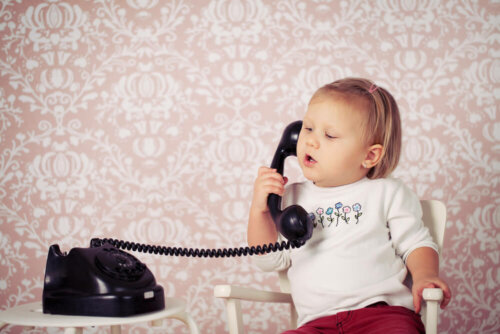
[0,298,199,334]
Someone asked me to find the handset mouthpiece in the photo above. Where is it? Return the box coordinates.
[277,205,313,242]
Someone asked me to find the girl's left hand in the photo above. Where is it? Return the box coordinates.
[411,276,452,314]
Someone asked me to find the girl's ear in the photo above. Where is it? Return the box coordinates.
[363,144,383,169]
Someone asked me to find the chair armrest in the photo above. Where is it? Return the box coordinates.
[423,288,443,302]
[214,285,293,304]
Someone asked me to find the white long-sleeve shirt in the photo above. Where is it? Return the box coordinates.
[253,177,437,326]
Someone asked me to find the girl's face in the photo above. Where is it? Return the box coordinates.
[297,95,373,187]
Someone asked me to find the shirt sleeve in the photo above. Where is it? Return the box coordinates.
[386,180,438,263]
[252,184,295,272]
[252,235,291,272]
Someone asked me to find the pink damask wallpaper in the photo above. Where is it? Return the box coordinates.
[0,0,498,333]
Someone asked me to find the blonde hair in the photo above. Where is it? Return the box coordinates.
[309,77,402,179]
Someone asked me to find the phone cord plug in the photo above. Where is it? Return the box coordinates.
[91,238,304,257]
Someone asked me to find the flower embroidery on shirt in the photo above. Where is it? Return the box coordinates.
[334,202,343,226]
[326,207,334,226]
[310,202,363,229]
[341,206,351,224]
[316,208,325,227]
[352,203,362,224]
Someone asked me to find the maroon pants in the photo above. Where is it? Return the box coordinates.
[282,302,425,334]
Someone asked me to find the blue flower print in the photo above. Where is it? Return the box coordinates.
[352,203,362,224]
[334,202,343,226]
[326,207,334,226]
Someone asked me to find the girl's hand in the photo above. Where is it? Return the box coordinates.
[250,167,288,214]
[411,276,452,314]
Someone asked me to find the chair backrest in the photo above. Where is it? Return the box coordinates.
[278,199,447,294]
[420,200,446,252]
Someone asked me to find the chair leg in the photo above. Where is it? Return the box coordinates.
[290,304,298,329]
[151,318,163,327]
[423,288,443,334]
[169,311,201,334]
[425,301,439,334]
[110,324,121,334]
[225,299,244,334]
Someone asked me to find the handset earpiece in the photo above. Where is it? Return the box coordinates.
[267,121,313,243]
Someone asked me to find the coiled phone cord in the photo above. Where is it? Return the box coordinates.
[91,238,305,258]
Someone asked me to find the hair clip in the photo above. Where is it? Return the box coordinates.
[369,84,378,94]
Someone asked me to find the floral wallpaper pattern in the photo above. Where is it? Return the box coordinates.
[0,0,498,333]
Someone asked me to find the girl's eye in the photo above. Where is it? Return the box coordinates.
[325,133,336,139]
[304,127,313,132]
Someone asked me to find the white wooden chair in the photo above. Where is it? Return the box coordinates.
[214,200,446,334]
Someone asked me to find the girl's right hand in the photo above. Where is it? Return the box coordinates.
[251,166,288,214]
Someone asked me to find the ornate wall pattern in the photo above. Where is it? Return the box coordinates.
[0,0,498,333]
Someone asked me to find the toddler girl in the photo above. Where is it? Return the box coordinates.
[248,78,451,333]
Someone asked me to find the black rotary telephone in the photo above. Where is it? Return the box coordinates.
[42,121,313,317]
[43,243,164,317]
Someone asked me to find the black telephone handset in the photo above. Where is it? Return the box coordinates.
[268,121,313,243]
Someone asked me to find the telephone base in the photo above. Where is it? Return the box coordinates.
[43,285,165,317]
[42,242,165,317]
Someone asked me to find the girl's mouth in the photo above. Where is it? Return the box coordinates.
[304,154,317,167]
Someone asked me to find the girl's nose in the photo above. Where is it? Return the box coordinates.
[306,134,319,148]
